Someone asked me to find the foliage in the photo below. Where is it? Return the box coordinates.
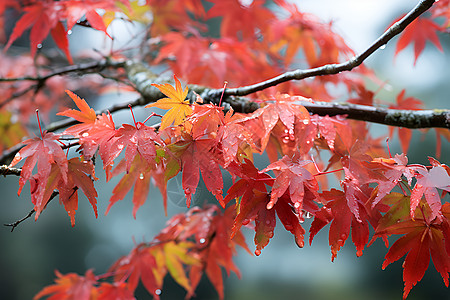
[1,0,450,299]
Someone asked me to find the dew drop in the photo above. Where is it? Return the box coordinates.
[37,43,43,49]
[379,44,386,50]
[255,249,261,256]
[265,219,271,225]
[82,132,89,137]
[185,187,191,194]
[340,233,347,240]
[199,238,206,244]
[155,289,162,295]
[139,173,144,180]
[67,30,72,35]
[302,119,309,125]
[242,219,250,225]
[117,144,124,150]
[294,202,301,208]
[284,129,289,133]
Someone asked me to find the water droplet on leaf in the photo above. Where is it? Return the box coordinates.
[199,238,206,244]
[139,173,144,180]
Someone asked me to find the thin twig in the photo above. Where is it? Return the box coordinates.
[4,190,59,232]
[223,0,436,97]
[0,165,21,176]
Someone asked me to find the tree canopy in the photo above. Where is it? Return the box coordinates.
[1,0,450,299]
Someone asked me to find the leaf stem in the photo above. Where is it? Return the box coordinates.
[36,109,44,139]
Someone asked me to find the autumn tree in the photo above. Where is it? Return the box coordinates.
[1,0,450,299]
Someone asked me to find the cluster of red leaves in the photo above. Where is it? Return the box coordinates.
[34,205,249,300]
[3,0,130,63]
[2,0,450,299]
[12,76,447,298]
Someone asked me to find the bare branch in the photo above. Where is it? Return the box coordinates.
[223,0,436,97]
[0,59,127,108]
[0,59,126,83]
[0,165,21,176]
[3,190,59,232]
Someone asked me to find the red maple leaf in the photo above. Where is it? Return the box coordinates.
[207,0,274,40]
[214,109,254,167]
[366,153,416,208]
[58,91,117,161]
[410,158,450,221]
[110,245,164,300]
[9,131,68,217]
[98,282,135,300]
[168,130,224,208]
[106,153,168,218]
[33,269,98,300]
[239,97,312,156]
[63,0,124,38]
[392,15,443,65]
[4,1,73,63]
[309,189,378,261]
[374,196,450,299]
[262,154,319,213]
[388,89,424,153]
[105,122,163,173]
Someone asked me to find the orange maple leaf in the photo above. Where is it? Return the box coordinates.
[147,75,192,130]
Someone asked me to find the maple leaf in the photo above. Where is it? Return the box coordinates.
[207,0,274,40]
[33,269,98,300]
[214,109,254,167]
[9,131,68,217]
[375,196,450,299]
[410,158,450,221]
[192,207,249,299]
[59,157,99,226]
[311,114,352,152]
[98,282,136,300]
[58,90,97,134]
[58,91,117,161]
[224,158,273,208]
[110,244,164,299]
[239,98,312,156]
[105,122,163,173]
[388,89,423,153]
[168,130,224,208]
[262,154,319,213]
[392,15,443,65]
[147,76,192,130]
[366,153,415,208]
[160,241,200,291]
[309,188,382,261]
[4,1,73,63]
[63,0,128,38]
[106,153,167,218]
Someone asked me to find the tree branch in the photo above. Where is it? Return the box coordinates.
[0,165,21,176]
[3,190,59,232]
[0,59,127,108]
[0,59,126,83]
[223,0,436,97]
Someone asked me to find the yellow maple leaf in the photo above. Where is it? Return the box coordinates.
[147,75,192,130]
